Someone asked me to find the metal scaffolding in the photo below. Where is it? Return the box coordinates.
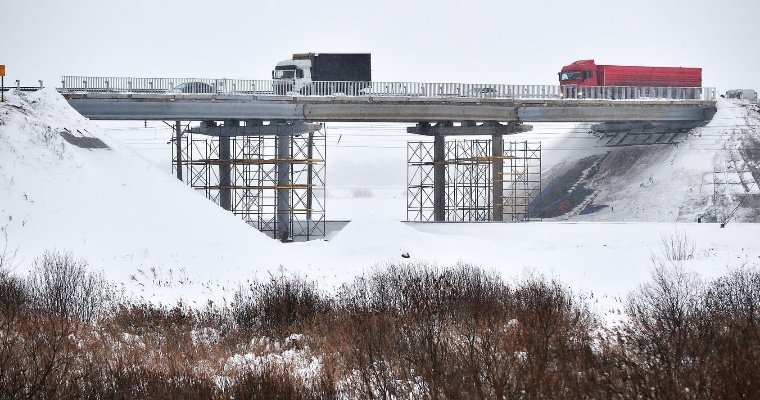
[501,141,542,221]
[172,124,326,241]
[446,139,493,222]
[407,138,541,222]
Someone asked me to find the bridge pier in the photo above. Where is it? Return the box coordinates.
[492,132,503,222]
[174,121,182,181]
[276,131,291,242]
[219,120,238,211]
[433,122,451,222]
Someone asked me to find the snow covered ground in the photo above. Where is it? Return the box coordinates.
[1,89,759,315]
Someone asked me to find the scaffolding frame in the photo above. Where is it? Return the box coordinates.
[173,126,326,241]
[501,141,542,221]
[447,140,492,221]
[407,138,541,222]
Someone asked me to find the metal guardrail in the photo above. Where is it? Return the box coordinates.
[1,79,45,92]
[58,76,717,101]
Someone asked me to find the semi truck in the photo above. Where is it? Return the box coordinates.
[559,59,702,87]
[273,53,371,95]
[558,59,702,99]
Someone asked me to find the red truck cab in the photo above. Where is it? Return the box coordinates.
[558,60,598,86]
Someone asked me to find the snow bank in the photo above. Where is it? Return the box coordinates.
[0,89,280,304]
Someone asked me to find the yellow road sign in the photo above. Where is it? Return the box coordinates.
[0,65,5,76]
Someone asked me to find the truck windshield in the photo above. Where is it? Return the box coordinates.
[274,69,295,79]
[559,71,583,81]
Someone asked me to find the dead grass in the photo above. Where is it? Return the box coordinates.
[0,252,758,398]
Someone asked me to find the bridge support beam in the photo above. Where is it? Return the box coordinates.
[276,133,291,241]
[189,121,321,136]
[174,121,182,181]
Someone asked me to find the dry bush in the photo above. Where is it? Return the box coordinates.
[227,363,336,400]
[232,272,330,337]
[77,360,220,399]
[607,263,704,398]
[26,251,111,322]
[0,308,82,399]
[601,263,760,399]
[331,264,598,400]
[697,266,760,398]
[660,232,696,262]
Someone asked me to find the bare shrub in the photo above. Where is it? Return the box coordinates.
[227,364,336,400]
[332,264,598,400]
[0,309,80,399]
[232,272,330,337]
[613,263,704,397]
[698,266,760,398]
[506,277,598,398]
[26,251,111,322]
[77,360,220,399]
[109,301,200,336]
[660,232,696,262]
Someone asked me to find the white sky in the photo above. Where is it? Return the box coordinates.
[2,0,759,91]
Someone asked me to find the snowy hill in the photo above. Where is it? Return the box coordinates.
[533,100,760,223]
[0,89,280,303]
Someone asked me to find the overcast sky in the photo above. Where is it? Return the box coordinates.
[2,0,759,91]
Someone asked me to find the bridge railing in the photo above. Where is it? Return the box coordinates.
[59,76,716,101]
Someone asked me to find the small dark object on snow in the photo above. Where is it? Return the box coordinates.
[401,252,410,259]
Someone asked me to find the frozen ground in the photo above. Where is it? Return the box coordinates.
[1,89,759,315]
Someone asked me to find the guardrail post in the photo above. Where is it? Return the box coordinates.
[16,80,20,89]
[39,80,43,89]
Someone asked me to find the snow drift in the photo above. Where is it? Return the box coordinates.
[0,89,280,303]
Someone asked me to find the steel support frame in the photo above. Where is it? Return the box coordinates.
[407,136,541,223]
[172,120,326,241]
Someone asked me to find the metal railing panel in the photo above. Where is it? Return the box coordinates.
[58,76,716,101]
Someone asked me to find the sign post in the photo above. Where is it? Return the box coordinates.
[0,65,5,102]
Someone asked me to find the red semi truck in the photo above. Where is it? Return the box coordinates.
[558,59,702,87]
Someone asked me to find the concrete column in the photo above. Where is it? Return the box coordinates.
[306,131,314,222]
[276,132,291,241]
[174,121,183,181]
[433,132,446,222]
[219,120,237,211]
[492,133,503,221]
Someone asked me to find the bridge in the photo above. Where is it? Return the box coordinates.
[59,76,717,126]
[55,76,718,241]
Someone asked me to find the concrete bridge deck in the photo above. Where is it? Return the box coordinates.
[61,92,716,123]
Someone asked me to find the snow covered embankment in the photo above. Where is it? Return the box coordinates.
[536,99,760,222]
[0,89,279,304]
